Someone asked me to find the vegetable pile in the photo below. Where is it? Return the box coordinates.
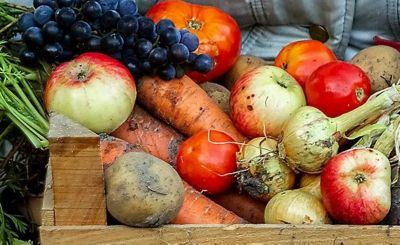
[4,0,400,241]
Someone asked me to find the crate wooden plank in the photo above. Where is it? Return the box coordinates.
[48,113,106,225]
[41,164,54,226]
[40,224,400,244]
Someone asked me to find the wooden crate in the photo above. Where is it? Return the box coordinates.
[39,114,400,244]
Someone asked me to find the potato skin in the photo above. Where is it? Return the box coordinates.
[200,82,231,114]
[105,152,184,227]
[351,45,400,93]
[222,55,268,90]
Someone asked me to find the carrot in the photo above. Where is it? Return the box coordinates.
[100,134,143,169]
[111,105,185,167]
[211,190,266,224]
[170,182,248,224]
[137,75,247,143]
[102,133,245,224]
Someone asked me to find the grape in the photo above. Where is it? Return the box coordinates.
[156,19,175,34]
[33,0,57,9]
[19,49,38,65]
[85,35,101,51]
[187,52,197,64]
[23,27,44,48]
[160,27,181,46]
[100,10,120,31]
[139,59,154,74]
[61,34,73,49]
[57,0,76,7]
[18,13,38,32]
[43,42,63,60]
[82,0,103,20]
[193,54,213,73]
[87,19,101,31]
[34,5,54,26]
[148,47,168,67]
[135,38,152,58]
[138,17,156,39]
[70,21,92,41]
[170,43,189,64]
[118,0,138,16]
[122,48,135,60]
[124,56,141,76]
[57,49,74,61]
[158,64,176,80]
[180,32,199,52]
[42,21,63,41]
[123,34,135,48]
[110,52,122,60]
[98,0,118,12]
[117,15,138,36]
[55,7,76,29]
[179,29,189,36]
[101,32,124,53]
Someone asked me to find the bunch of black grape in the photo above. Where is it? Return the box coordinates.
[17,0,213,80]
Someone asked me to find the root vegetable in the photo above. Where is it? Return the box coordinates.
[299,174,321,199]
[211,190,266,224]
[105,152,184,227]
[137,75,246,142]
[111,105,185,167]
[351,45,400,93]
[222,55,268,90]
[199,82,231,114]
[264,189,330,224]
[278,87,400,173]
[236,137,296,201]
[171,182,248,224]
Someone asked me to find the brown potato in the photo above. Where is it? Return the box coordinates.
[105,152,184,227]
[199,82,231,114]
[222,55,269,90]
[351,45,400,93]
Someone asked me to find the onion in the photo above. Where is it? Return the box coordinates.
[299,174,321,199]
[278,87,400,173]
[236,137,296,202]
[264,189,331,224]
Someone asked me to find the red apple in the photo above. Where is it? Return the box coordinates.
[44,52,137,133]
[320,148,391,224]
[229,65,306,138]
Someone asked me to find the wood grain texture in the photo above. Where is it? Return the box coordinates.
[48,113,106,225]
[41,164,54,226]
[40,224,400,245]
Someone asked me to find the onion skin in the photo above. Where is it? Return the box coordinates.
[299,174,321,199]
[278,87,400,173]
[44,52,137,133]
[230,65,306,138]
[264,189,331,224]
[236,137,295,202]
[321,148,391,225]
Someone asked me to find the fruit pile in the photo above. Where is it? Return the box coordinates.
[18,0,213,80]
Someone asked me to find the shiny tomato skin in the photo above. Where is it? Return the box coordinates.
[274,40,337,88]
[305,61,371,117]
[146,0,241,82]
[176,130,239,195]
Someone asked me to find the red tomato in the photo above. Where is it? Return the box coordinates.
[176,130,239,194]
[274,40,337,88]
[146,0,241,82]
[305,61,371,117]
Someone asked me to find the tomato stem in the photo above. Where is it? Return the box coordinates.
[187,19,202,30]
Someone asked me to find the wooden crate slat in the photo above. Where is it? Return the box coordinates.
[41,164,54,226]
[40,224,400,244]
[48,113,106,225]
